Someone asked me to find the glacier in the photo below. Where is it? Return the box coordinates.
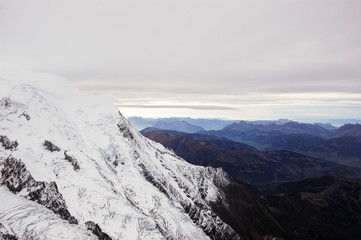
[0,68,244,240]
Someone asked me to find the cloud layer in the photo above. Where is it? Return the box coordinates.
[1,0,360,120]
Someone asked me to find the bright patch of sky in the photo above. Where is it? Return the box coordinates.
[1,0,360,121]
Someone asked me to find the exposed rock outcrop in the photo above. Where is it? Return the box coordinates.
[43,140,61,152]
[0,156,78,224]
[85,221,112,240]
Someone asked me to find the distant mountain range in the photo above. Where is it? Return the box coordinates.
[239,134,361,168]
[128,116,361,133]
[128,116,237,132]
[141,128,361,193]
[203,120,333,138]
[153,120,205,133]
[200,122,361,168]
[137,118,361,169]
[333,123,361,138]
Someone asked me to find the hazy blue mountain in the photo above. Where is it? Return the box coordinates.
[224,121,333,138]
[182,118,237,130]
[315,122,338,130]
[247,119,291,126]
[201,121,334,148]
[290,118,361,127]
[201,121,361,168]
[332,123,361,138]
[153,120,205,133]
[250,134,361,168]
[327,119,361,127]
[127,116,236,131]
[126,116,156,130]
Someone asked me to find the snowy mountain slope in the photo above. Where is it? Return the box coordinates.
[0,187,97,240]
[0,69,250,240]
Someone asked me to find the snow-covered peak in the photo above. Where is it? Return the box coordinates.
[0,68,239,239]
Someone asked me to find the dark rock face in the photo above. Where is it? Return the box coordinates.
[0,97,18,117]
[43,140,61,152]
[0,156,78,224]
[180,200,241,240]
[1,156,32,193]
[260,177,361,240]
[0,97,12,108]
[19,111,31,121]
[0,233,18,240]
[0,222,18,240]
[182,200,233,239]
[0,135,18,150]
[85,221,112,240]
[117,122,134,140]
[27,181,78,224]
[138,163,169,197]
[64,151,80,171]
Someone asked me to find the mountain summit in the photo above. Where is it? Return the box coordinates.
[0,69,282,239]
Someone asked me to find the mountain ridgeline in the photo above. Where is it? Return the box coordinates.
[200,121,361,168]
[141,128,361,193]
[128,116,237,131]
[131,117,361,169]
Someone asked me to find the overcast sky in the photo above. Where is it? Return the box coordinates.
[1,0,361,121]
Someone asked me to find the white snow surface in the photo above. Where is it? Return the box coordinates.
[0,187,97,240]
[0,68,234,239]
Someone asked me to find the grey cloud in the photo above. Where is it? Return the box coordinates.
[1,0,361,120]
[258,84,361,94]
[117,104,238,110]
